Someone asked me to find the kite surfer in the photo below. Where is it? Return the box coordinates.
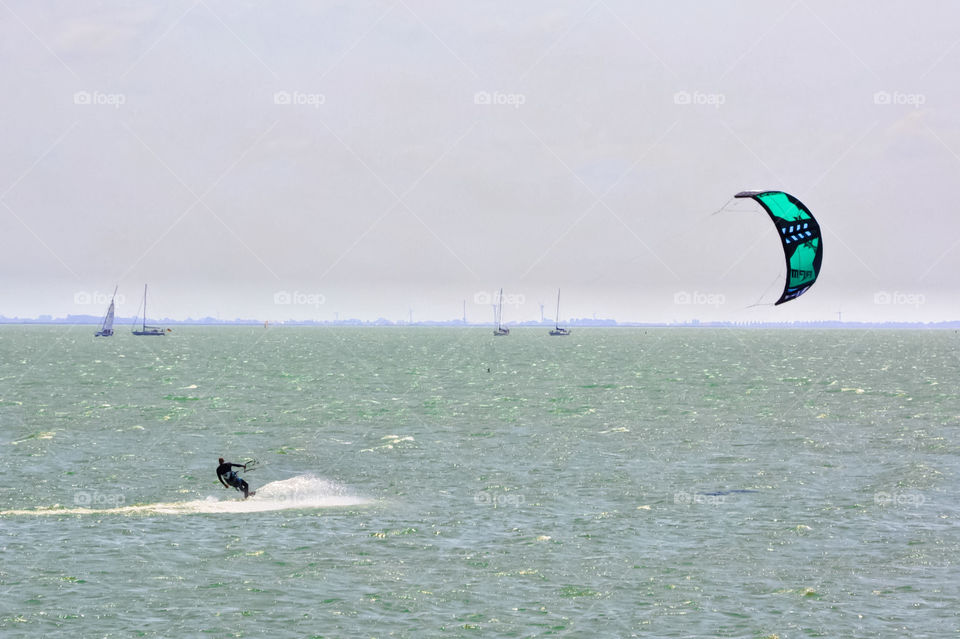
[217,457,253,499]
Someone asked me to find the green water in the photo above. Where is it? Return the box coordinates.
[1,326,958,637]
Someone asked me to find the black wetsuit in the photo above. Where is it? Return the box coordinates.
[217,461,249,498]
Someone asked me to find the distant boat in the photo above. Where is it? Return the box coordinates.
[493,288,510,336]
[132,284,166,336]
[94,286,117,337]
[549,289,570,336]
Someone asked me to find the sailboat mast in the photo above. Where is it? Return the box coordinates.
[498,289,504,329]
[555,289,561,329]
[143,284,148,330]
[107,285,117,326]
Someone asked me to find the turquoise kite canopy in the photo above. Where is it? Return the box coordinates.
[734,190,823,305]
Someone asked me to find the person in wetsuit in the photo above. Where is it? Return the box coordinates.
[217,457,251,498]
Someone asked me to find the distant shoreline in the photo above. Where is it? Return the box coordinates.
[2,319,958,329]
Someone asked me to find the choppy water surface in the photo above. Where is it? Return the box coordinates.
[1,326,958,637]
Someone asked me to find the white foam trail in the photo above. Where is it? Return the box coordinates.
[0,474,367,516]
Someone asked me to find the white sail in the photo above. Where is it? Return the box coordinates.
[102,300,115,332]
[96,286,118,336]
[494,288,509,335]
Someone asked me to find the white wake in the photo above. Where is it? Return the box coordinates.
[0,475,368,516]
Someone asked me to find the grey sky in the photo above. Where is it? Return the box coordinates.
[1,1,958,322]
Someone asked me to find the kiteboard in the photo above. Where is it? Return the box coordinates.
[238,459,259,499]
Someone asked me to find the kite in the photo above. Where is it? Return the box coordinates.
[734,190,823,305]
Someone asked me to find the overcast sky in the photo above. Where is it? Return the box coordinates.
[1,1,958,323]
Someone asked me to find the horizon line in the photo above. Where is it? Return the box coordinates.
[2,316,959,329]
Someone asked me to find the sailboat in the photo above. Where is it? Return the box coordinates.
[132,284,166,336]
[493,288,510,336]
[549,288,570,336]
[94,286,118,337]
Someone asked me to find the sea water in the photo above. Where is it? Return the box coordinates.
[1,326,958,637]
